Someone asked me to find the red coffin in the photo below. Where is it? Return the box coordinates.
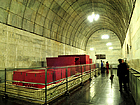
[91,64,96,69]
[58,54,90,64]
[94,64,96,69]
[51,69,62,84]
[89,59,92,64]
[76,66,85,73]
[24,70,53,88]
[69,67,76,76]
[85,65,90,72]
[57,57,80,66]
[61,68,66,79]
[24,71,43,88]
[13,69,32,86]
[46,57,80,67]
[63,67,75,77]
[46,57,58,67]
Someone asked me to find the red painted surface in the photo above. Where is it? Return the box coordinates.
[13,69,32,86]
[61,68,66,79]
[86,65,90,72]
[46,57,58,67]
[69,67,76,76]
[89,59,92,64]
[58,54,90,64]
[76,66,85,73]
[24,70,53,88]
[53,69,62,83]
[46,56,80,67]
[94,64,96,69]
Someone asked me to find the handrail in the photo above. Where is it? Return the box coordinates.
[0,63,97,71]
[130,68,140,74]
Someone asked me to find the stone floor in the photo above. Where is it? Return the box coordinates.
[49,69,135,105]
[0,69,136,105]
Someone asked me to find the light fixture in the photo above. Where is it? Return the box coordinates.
[101,35,109,39]
[106,42,112,46]
[109,47,113,49]
[95,14,99,21]
[90,48,94,51]
[87,12,100,22]
[91,13,95,19]
[88,15,93,22]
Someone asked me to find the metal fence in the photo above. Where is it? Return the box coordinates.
[0,63,100,104]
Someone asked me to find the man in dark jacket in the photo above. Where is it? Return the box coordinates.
[122,59,129,83]
[117,59,127,92]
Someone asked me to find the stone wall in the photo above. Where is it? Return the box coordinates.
[0,23,85,69]
[86,30,122,66]
[127,59,140,72]
[122,0,140,72]
[86,49,121,67]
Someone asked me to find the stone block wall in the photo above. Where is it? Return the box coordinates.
[87,49,121,67]
[128,59,140,72]
[122,0,140,72]
[86,30,122,66]
[0,23,85,69]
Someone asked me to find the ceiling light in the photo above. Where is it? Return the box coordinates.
[109,47,113,49]
[87,13,99,22]
[88,15,93,22]
[90,48,94,51]
[95,14,100,21]
[101,35,109,39]
[91,13,95,19]
[106,42,112,46]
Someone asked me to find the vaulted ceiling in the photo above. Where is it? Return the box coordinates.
[0,0,135,50]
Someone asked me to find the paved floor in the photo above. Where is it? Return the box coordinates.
[49,69,135,105]
[0,69,136,105]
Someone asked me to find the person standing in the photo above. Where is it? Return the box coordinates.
[122,59,129,86]
[117,59,127,92]
[106,61,109,74]
[101,60,103,73]
[103,61,105,72]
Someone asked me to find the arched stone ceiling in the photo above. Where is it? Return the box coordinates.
[86,29,121,51]
[0,0,135,50]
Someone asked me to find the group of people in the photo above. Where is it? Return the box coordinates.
[101,60,109,74]
[101,59,129,92]
[117,59,129,92]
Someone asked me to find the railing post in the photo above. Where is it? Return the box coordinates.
[65,67,69,96]
[2,68,8,99]
[89,65,92,80]
[80,66,83,86]
[98,64,100,75]
[44,68,47,104]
